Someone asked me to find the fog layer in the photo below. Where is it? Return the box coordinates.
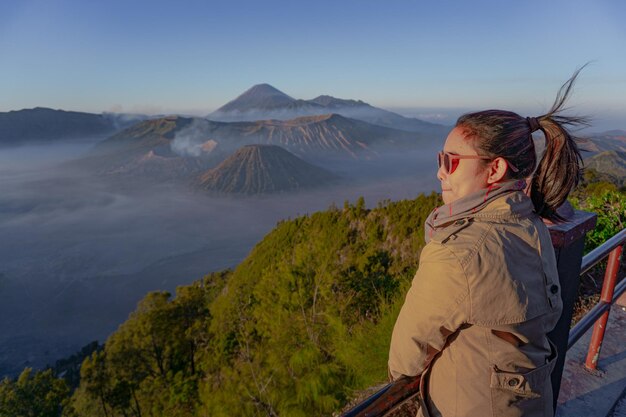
[0,142,439,376]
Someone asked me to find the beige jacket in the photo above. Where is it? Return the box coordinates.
[389,191,562,417]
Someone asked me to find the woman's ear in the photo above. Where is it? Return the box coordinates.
[487,157,509,184]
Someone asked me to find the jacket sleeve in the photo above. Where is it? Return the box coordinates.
[388,242,470,380]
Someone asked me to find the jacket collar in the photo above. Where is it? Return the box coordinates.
[470,191,534,221]
[425,180,533,243]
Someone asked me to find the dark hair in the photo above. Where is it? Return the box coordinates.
[455,67,589,221]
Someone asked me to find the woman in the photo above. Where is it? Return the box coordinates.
[388,70,586,417]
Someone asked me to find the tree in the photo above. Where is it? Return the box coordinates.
[570,186,626,251]
[0,368,69,417]
[79,351,112,417]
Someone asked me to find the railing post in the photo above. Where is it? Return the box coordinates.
[546,206,596,411]
[584,245,624,370]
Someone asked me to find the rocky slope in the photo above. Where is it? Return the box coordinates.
[584,150,626,185]
[578,130,626,156]
[195,144,338,194]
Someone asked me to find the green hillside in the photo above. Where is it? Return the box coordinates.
[61,193,440,416]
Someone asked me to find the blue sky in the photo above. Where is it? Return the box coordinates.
[1,0,625,129]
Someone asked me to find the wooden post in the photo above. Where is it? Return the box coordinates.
[546,207,597,411]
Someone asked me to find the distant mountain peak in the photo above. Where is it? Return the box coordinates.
[214,84,298,114]
[242,84,293,99]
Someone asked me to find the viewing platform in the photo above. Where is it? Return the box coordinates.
[557,297,626,417]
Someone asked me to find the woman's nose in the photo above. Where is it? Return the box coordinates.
[437,164,446,182]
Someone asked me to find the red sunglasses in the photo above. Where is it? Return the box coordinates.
[437,151,492,175]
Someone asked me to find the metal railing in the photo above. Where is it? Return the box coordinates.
[568,228,626,369]
[341,377,420,417]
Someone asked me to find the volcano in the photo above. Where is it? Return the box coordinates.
[208,84,446,135]
[196,144,338,194]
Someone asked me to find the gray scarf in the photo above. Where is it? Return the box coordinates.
[425,179,527,243]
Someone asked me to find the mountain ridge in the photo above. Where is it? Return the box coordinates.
[578,131,626,156]
[216,83,321,114]
[584,150,626,186]
[209,83,445,134]
[0,107,119,146]
[83,112,425,173]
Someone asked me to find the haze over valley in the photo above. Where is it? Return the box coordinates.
[0,85,446,375]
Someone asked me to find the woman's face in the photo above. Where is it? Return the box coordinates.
[437,127,491,204]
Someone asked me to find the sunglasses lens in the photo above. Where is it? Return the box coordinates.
[449,157,459,174]
[438,152,459,174]
[438,152,451,173]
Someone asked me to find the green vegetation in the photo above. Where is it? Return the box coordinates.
[54,341,101,390]
[570,168,626,252]
[0,368,69,417]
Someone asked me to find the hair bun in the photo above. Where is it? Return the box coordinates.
[526,117,541,133]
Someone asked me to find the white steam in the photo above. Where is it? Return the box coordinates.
[170,119,218,157]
